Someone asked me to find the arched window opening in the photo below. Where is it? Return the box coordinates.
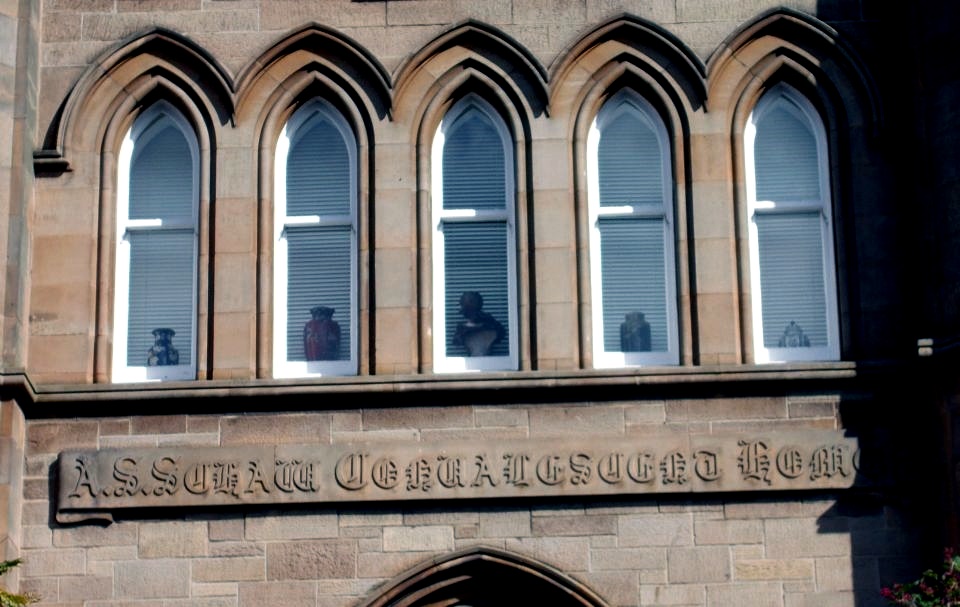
[432,94,518,372]
[745,83,840,362]
[273,99,358,377]
[113,101,199,382]
[587,89,679,367]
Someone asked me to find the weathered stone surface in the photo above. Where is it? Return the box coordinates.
[620,514,694,547]
[139,521,206,558]
[383,526,453,552]
[735,558,815,581]
[245,512,338,540]
[668,546,731,583]
[193,556,265,582]
[239,581,316,607]
[532,514,615,537]
[266,540,357,580]
[115,559,189,598]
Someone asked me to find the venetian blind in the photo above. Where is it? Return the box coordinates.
[125,122,195,367]
[286,119,351,216]
[598,112,663,206]
[442,112,506,211]
[130,126,193,220]
[284,226,352,361]
[442,222,510,357]
[756,212,828,348]
[755,106,820,202]
[439,106,511,358]
[599,217,669,352]
[284,117,353,362]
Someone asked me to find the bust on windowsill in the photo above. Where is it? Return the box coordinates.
[453,291,505,357]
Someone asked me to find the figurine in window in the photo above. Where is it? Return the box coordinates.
[778,321,811,347]
[453,291,505,356]
[147,328,180,366]
[303,306,341,361]
[620,311,651,352]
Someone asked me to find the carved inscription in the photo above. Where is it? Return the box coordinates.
[57,432,862,523]
[67,451,311,504]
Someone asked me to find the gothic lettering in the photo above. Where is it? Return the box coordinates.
[598,453,624,484]
[112,457,140,497]
[809,444,850,480]
[334,453,367,491]
[150,457,178,496]
[471,454,498,488]
[660,451,687,485]
[406,458,432,492]
[569,453,592,485]
[436,455,465,488]
[502,454,530,487]
[776,447,804,479]
[694,450,720,481]
[737,440,771,485]
[372,457,400,489]
[245,460,270,495]
[57,431,861,523]
[536,455,564,485]
[627,452,656,483]
[69,456,97,498]
[184,462,210,494]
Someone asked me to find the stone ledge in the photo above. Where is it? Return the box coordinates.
[0,360,901,418]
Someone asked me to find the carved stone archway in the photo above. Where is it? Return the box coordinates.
[359,546,609,607]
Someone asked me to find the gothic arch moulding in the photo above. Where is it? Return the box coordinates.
[552,15,704,370]
[38,27,234,173]
[242,24,386,379]
[709,8,883,363]
[550,13,707,120]
[392,20,549,126]
[358,546,610,607]
[706,7,880,131]
[404,24,543,373]
[235,22,392,127]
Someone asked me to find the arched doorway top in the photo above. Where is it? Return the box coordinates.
[359,546,610,607]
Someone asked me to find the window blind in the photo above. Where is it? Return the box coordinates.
[598,217,669,352]
[130,126,194,221]
[126,229,195,366]
[287,119,351,217]
[755,106,820,202]
[442,221,510,357]
[125,118,196,369]
[598,112,662,206]
[284,225,352,361]
[755,212,828,348]
[442,113,506,211]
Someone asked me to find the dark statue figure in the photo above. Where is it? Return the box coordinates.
[147,328,180,366]
[303,306,341,361]
[453,291,505,356]
[778,321,811,347]
[620,311,651,352]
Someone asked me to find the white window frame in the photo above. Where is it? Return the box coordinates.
[113,101,199,382]
[745,83,840,363]
[587,90,679,368]
[273,99,359,378]
[432,94,518,372]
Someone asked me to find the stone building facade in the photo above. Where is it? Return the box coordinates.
[0,1,958,606]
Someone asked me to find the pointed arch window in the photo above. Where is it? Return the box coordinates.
[432,95,518,372]
[587,89,679,367]
[273,99,358,377]
[745,84,840,362]
[113,101,198,382]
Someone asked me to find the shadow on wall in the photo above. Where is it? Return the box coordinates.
[822,392,944,607]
